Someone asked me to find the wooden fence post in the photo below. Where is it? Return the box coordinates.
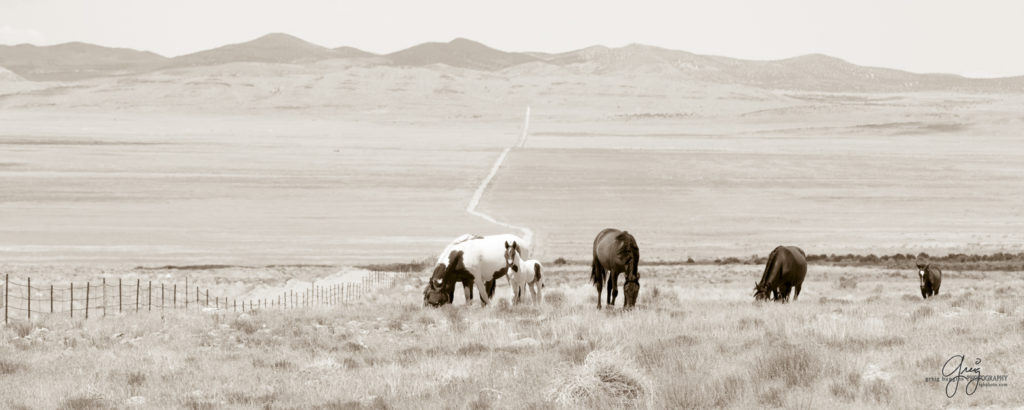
[119,278,123,313]
[148,281,152,311]
[136,279,140,313]
[102,277,106,318]
[85,281,90,319]
[173,284,176,309]
[184,278,188,309]
[70,282,73,318]
[196,286,199,306]
[50,284,54,313]
[161,283,164,312]
[3,273,7,324]
[205,289,208,307]
[27,277,31,320]
[233,299,236,312]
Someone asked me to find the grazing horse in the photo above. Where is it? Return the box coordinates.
[424,234,481,306]
[423,234,530,307]
[504,241,544,305]
[591,228,640,309]
[917,263,941,299]
[753,245,807,303]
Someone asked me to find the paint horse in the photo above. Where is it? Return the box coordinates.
[591,228,640,309]
[424,234,482,306]
[503,240,544,305]
[424,234,530,307]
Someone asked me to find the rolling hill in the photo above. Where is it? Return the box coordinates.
[1,34,1022,94]
[385,38,539,70]
[0,42,167,81]
[166,33,342,67]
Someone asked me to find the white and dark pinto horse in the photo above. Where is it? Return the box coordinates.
[423,234,530,307]
[423,234,482,306]
[503,241,544,305]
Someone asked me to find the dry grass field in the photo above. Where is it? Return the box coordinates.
[3,43,1024,408]
[1,263,1021,409]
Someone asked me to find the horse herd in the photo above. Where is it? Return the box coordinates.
[422,228,944,308]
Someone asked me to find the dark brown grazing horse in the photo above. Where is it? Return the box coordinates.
[591,228,640,309]
[917,263,941,299]
[753,246,807,303]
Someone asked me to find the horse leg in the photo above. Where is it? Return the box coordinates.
[463,279,474,305]
[921,287,928,299]
[528,281,539,305]
[778,285,792,303]
[607,272,620,306]
[474,278,490,307]
[792,284,801,302]
[593,259,605,310]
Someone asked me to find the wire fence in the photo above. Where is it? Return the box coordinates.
[0,270,413,324]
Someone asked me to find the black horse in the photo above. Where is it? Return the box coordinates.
[917,263,941,299]
[591,228,640,309]
[753,246,807,303]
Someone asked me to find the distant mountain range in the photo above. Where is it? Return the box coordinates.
[1,33,1022,92]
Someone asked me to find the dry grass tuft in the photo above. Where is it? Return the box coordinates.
[0,358,24,375]
[548,349,655,409]
[543,290,567,307]
[58,394,108,410]
[10,320,34,338]
[910,305,934,321]
[753,343,820,387]
[837,275,858,289]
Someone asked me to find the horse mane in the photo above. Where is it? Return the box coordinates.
[758,247,780,288]
[451,234,484,246]
[617,231,640,279]
[616,231,639,259]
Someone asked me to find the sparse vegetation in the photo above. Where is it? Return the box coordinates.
[0,264,1021,408]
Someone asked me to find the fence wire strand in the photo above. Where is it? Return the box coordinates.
[1,271,407,321]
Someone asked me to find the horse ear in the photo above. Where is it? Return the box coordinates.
[505,241,510,249]
[512,241,518,250]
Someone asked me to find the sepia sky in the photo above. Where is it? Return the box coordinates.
[1,0,1022,78]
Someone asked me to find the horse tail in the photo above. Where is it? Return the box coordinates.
[533,262,542,284]
[591,254,603,287]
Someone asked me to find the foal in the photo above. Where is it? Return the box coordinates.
[504,241,544,305]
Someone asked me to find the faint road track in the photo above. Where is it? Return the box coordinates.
[465,106,533,246]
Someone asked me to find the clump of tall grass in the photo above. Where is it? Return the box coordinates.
[542,289,567,308]
[548,349,655,409]
[910,305,934,321]
[837,275,858,289]
[753,343,820,387]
